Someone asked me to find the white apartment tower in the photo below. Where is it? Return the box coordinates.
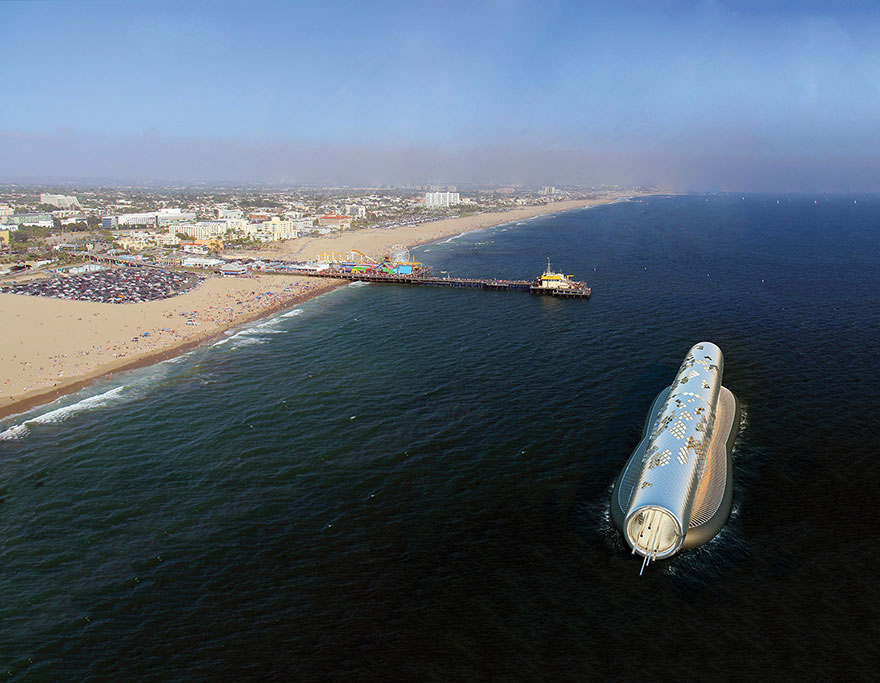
[425,191,460,209]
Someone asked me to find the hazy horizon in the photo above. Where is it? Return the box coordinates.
[3,1,879,191]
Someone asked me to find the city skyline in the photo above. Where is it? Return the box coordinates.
[2,1,879,190]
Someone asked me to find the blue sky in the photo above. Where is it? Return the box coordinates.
[2,0,879,189]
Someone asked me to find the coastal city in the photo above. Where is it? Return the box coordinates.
[0,183,642,415]
[0,184,638,268]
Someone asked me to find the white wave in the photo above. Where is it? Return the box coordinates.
[238,327,283,336]
[227,336,265,349]
[30,387,124,425]
[0,424,30,441]
[251,316,284,330]
[213,317,289,348]
[442,232,466,243]
[280,309,303,318]
[0,387,125,441]
[349,281,370,287]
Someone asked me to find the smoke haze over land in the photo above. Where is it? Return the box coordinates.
[2,1,879,190]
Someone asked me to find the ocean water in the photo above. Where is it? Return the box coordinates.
[1,195,878,680]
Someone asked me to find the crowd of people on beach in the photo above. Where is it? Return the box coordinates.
[0,267,202,303]
[1,276,338,401]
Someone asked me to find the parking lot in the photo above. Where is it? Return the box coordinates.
[0,266,203,303]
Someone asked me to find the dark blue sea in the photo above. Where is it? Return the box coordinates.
[1,195,878,681]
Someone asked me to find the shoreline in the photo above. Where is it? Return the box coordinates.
[0,279,346,421]
[0,198,621,421]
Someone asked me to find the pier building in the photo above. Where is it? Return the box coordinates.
[273,261,591,298]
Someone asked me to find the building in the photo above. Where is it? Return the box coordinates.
[104,209,197,228]
[291,218,315,232]
[0,229,9,253]
[345,204,366,219]
[40,193,81,209]
[216,208,243,219]
[0,204,14,220]
[59,215,88,225]
[317,213,353,229]
[113,229,179,251]
[184,221,228,241]
[155,208,196,225]
[9,213,54,227]
[182,256,223,269]
[425,192,461,209]
[220,262,248,277]
[117,213,159,227]
[262,216,299,240]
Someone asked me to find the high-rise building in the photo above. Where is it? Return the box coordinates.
[262,216,299,240]
[40,193,81,209]
[425,192,460,208]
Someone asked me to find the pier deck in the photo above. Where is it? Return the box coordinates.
[272,268,591,298]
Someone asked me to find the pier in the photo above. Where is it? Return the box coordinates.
[271,267,591,298]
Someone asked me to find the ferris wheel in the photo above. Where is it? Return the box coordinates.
[389,244,411,263]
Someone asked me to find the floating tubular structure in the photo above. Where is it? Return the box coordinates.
[610,342,740,573]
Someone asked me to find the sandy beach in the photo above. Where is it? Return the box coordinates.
[0,198,612,418]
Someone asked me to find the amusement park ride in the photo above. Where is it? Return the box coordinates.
[276,252,591,298]
[314,246,425,276]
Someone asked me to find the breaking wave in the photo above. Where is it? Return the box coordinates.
[0,387,126,441]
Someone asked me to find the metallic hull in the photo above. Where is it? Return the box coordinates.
[609,343,739,567]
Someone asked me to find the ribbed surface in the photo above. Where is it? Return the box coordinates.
[689,386,736,528]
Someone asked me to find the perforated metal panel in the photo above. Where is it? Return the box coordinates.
[624,342,724,558]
